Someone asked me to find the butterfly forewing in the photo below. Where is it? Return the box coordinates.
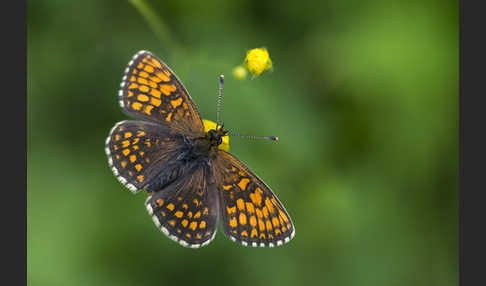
[119,50,204,136]
[105,120,185,193]
[145,166,219,248]
[214,151,295,247]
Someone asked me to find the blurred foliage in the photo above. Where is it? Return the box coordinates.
[27,0,458,285]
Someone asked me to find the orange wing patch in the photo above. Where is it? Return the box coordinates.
[216,151,294,247]
[119,51,204,136]
[144,166,219,248]
[105,120,183,194]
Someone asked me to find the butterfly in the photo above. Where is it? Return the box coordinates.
[105,50,295,248]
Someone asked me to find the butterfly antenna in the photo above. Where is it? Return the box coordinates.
[217,74,277,141]
[217,75,224,127]
[228,132,279,141]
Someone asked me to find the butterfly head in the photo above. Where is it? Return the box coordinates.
[207,124,228,147]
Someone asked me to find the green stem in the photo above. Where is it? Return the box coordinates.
[129,0,183,52]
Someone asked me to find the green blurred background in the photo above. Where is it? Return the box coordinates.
[27,0,458,285]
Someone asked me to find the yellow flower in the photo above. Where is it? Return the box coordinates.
[232,65,248,80]
[244,47,273,77]
[202,119,230,151]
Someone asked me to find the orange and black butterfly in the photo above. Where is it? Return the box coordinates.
[105,50,294,248]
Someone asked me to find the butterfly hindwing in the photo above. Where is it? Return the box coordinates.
[145,165,219,248]
[105,120,185,193]
[214,151,295,247]
[118,50,205,136]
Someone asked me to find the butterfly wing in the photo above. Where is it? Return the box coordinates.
[213,151,295,247]
[145,165,219,248]
[105,120,186,193]
[118,50,204,136]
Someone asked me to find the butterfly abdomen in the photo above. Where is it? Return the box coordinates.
[145,136,212,193]
[145,161,185,192]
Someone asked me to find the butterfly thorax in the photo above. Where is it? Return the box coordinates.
[180,126,227,160]
[206,126,228,148]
